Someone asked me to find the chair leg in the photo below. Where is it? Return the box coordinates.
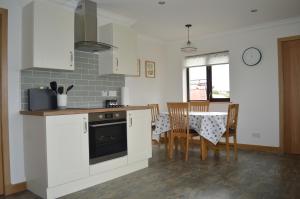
[226,136,230,161]
[174,137,179,152]
[158,134,161,149]
[234,135,238,160]
[164,132,168,150]
[185,138,189,161]
[199,137,202,159]
[169,135,174,160]
[214,148,220,156]
[200,138,208,160]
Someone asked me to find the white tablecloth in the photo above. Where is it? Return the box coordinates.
[153,112,227,145]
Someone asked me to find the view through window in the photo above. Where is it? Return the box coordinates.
[186,51,230,102]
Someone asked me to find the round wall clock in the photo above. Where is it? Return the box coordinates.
[242,47,262,66]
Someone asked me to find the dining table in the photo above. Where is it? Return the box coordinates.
[152,111,228,160]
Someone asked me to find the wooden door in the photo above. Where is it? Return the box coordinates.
[0,11,4,195]
[281,37,300,154]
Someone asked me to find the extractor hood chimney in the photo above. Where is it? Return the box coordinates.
[75,0,114,52]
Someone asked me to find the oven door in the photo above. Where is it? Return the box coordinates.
[89,120,127,165]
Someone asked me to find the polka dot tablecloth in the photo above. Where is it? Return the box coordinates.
[153,112,227,145]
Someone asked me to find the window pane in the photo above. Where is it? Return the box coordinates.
[189,67,207,100]
[211,64,230,98]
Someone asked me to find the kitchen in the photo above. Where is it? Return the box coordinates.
[19,0,153,198]
[0,0,300,199]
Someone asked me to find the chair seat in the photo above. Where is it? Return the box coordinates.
[171,130,199,138]
[221,127,236,137]
[151,125,156,131]
[190,129,199,135]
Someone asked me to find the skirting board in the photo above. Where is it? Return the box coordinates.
[5,182,27,195]
[236,143,280,153]
[156,139,280,154]
[198,141,280,153]
[46,160,148,199]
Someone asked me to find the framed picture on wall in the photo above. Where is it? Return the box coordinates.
[145,61,155,78]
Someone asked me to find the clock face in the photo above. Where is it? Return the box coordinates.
[242,47,262,66]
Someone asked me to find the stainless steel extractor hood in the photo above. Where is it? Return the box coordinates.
[75,0,114,52]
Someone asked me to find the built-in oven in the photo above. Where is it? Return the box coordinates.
[88,111,127,165]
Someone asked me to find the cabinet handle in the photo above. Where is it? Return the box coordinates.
[84,119,88,134]
[130,117,133,127]
[70,51,73,67]
[115,57,119,72]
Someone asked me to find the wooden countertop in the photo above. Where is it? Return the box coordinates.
[20,106,150,116]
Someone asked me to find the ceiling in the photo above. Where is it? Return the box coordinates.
[63,0,300,41]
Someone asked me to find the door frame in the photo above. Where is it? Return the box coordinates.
[0,8,26,195]
[277,35,300,153]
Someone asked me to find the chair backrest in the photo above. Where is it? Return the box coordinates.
[226,104,239,135]
[167,102,189,133]
[148,104,160,123]
[189,101,209,112]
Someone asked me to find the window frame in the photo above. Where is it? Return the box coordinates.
[186,64,230,102]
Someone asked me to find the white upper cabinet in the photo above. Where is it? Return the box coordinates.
[22,0,74,70]
[98,23,138,76]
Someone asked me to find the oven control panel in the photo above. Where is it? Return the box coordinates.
[89,111,126,123]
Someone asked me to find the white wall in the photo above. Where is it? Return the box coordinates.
[0,0,31,184]
[163,18,300,147]
[125,35,168,111]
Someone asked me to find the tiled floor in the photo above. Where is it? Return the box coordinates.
[2,145,300,199]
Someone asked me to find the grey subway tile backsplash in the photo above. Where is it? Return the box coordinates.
[21,51,125,110]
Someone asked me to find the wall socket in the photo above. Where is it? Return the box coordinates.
[102,91,108,97]
[252,132,261,138]
[108,90,117,97]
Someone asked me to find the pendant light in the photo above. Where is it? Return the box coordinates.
[181,24,197,53]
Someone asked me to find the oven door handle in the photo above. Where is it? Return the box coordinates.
[89,121,127,128]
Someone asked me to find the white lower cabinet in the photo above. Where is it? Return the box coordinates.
[23,114,89,198]
[23,109,151,199]
[46,114,89,187]
[127,110,152,164]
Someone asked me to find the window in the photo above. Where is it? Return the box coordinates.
[186,51,230,102]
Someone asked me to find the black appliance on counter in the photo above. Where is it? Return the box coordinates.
[28,88,57,111]
[88,111,127,164]
[105,99,124,108]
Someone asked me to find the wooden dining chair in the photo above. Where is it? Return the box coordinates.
[189,101,210,112]
[167,102,198,161]
[189,101,209,150]
[148,104,160,124]
[223,103,239,160]
[148,104,168,149]
[207,104,239,161]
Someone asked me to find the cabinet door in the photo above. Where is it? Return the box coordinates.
[33,1,74,70]
[113,25,138,76]
[46,114,89,187]
[99,23,138,76]
[127,110,152,164]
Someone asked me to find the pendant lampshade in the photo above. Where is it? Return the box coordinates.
[181,24,197,53]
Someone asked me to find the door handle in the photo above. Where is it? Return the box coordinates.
[83,118,88,134]
[128,114,133,127]
[70,51,73,67]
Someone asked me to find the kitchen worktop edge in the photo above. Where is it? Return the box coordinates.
[20,106,150,116]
